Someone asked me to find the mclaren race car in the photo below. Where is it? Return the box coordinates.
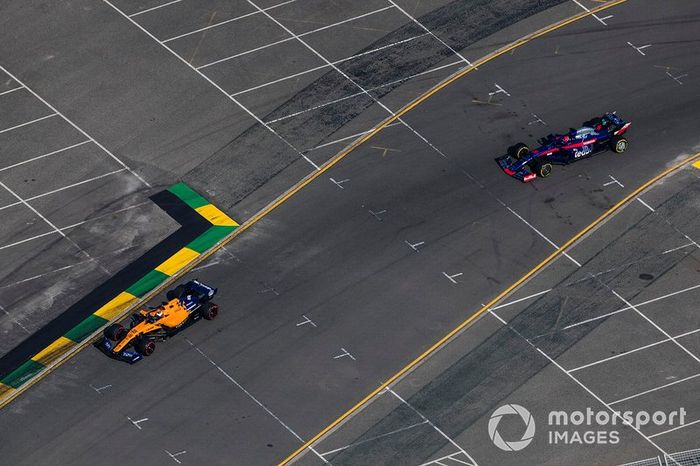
[98,280,218,363]
[497,112,631,182]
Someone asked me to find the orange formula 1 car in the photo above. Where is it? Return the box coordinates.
[98,280,218,363]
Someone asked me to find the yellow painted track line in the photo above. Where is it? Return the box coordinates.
[279,152,700,464]
[0,0,626,424]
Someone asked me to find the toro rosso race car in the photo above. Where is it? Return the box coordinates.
[98,280,218,363]
[497,112,631,182]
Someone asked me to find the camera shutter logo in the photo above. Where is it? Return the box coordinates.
[488,404,536,451]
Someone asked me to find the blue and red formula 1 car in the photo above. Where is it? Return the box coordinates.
[497,112,631,182]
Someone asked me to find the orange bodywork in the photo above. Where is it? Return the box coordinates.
[113,299,191,353]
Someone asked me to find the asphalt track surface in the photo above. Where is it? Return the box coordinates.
[0,0,573,362]
[1,1,700,466]
[298,165,700,466]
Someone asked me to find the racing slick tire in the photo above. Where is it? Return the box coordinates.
[135,338,156,356]
[201,302,219,320]
[509,143,530,160]
[104,323,127,341]
[166,284,187,301]
[531,160,553,178]
[611,136,628,154]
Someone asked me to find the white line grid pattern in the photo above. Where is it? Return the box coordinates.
[0,65,156,276]
[195,5,396,69]
[419,451,475,466]
[0,181,112,276]
[264,60,462,125]
[104,0,484,173]
[102,0,320,170]
[98,2,699,463]
[0,65,150,187]
[386,388,479,466]
[483,276,699,463]
[185,338,330,464]
[619,447,700,466]
[161,0,299,43]
[230,33,431,97]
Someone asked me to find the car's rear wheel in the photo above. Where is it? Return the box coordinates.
[104,323,127,341]
[611,136,628,154]
[135,338,156,356]
[166,284,187,301]
[201,302,219,320]
[510,143,530,160]
[531,160,552,178]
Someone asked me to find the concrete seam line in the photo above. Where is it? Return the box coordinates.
[0,183,238,409]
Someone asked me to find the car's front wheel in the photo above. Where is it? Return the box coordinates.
[104,323,127,341]
[611,136,628,153]
[135,338,156,356]
[510,143,530,160]
[531,160,553,178]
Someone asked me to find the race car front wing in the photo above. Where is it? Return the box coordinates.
[96,338,143,364]
[496,155,537,182]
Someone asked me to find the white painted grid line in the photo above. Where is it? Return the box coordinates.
[609,373,700,406]
[572,0,611,25]
[627,41,652,56]
[0,65,151,187]
[197,5,395,69]
[128,0,182,17]
[0,303,30,334]
[387,0,473,67]
[443,271,463,284]
[185,338,329,463]
[265,60,462,124]
[564,283,700,330]
[0,86,23,97]
[162,0,298,43]
[637,197,655,212]
[610,288,700,364]
[506,206,582,267]
[127,416,149,429]
[0,203,146,252]
[536,347,681,465]
[0,140,91,172]
[419,452,473,466]
[568,327,700,373]
[319,420,429,457]
[102,0,319,170]
[305,122,402,153]
[164,449,187,464]
[491,288,552,311]
[0,242,139,289]
[230,33,430,96]
[662,242,695,255]
[488,303,682,465]
[648,418,700,439]
[488,309,508,325]
[0,113,57,135]
[387,388,479,466]
[0,181,111,274]
[0,168,128,213]
[0,231,57,251]
[240,0,454,172]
